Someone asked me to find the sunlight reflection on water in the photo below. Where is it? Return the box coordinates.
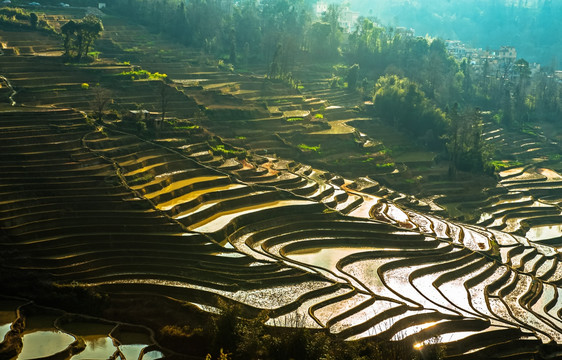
[526,224,562,241]
[71,337,116,359]
[18,331,75,360]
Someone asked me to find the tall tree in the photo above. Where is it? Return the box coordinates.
[91,87,112,122]
[60,15,103,61]
[61,20,77,57]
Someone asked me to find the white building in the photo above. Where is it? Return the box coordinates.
[340,7,359,33]
[315,0,328,16]
[395,27,415,37]
[314,1,359,33]
[498,46,517,63]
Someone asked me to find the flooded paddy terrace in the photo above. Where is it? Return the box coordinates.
[2,108,562,358]
[1,16,562,357]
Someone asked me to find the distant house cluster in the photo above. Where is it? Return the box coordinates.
[394,26,415,38]
[315,1,359,33]
[445,40,542,78]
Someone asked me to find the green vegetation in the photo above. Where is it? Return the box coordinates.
[197,301,444,360]
[487,160,524,172]
[373,75,448,148]
[128,174,154,185]
[379,147,392,155]
[376,162,395,169]
[446,106,490,176]
[117,69,168,80]
[87,50,100,60]
[61,15,103,61]
[298,143,321,152]
[174,125,200,130]
[0,7,54,33]
[2,4,562,358]
[210,144,245,158]
[110,0,561,169]
[351,0,562,69]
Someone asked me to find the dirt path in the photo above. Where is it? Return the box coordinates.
[0,75,16,106]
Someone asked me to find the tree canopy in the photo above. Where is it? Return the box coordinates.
[373,75,448,148]
[61,15,103,61]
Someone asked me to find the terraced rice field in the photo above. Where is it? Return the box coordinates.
[1,107,562,359]
[1,12,562,359]
[0,298,163,359]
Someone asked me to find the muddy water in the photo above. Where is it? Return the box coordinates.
[18,331,75,359]
[143,350,165,359]
[286,247,379,273]
[71,337,117,359]
[145,176,226,199]
[390,320,443,341]
[0,299,22,341]
[189,199,313,233]
[63,321,117,359]
[11,314,162,360]
[120,345,164,360]
[158,183,246,211]
[0,323,11,343]
[526,224,562,241]
[499,167,525,178]
[116,330,163,360]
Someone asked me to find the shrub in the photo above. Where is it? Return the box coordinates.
[117,69,167,80]
[486,160,523,172]
[87,51,100,60]
[0,7,55,34]
[210,144,245,158]
[376,162,395,168]
[217,59,234,72]
[298,143,321,152]
[81,83,89,90]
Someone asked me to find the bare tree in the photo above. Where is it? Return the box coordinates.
[91,86,112,122]
[160,82,170,123]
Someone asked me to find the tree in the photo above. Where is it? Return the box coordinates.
[268,43,283,79]
[346,64,360,91]
[91,87,112,122]
[77,15,103,60]
[307,21,332,58]
[29,13,38,29]
[321,4,343,58]
[460,59,474,100]
[60,15,103,61]
[447,103,461,178]
[61,20,77,57]
[160,82,170,123]
[514,58,531,124]
[446,107,489,175]
[373,75,448,147]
